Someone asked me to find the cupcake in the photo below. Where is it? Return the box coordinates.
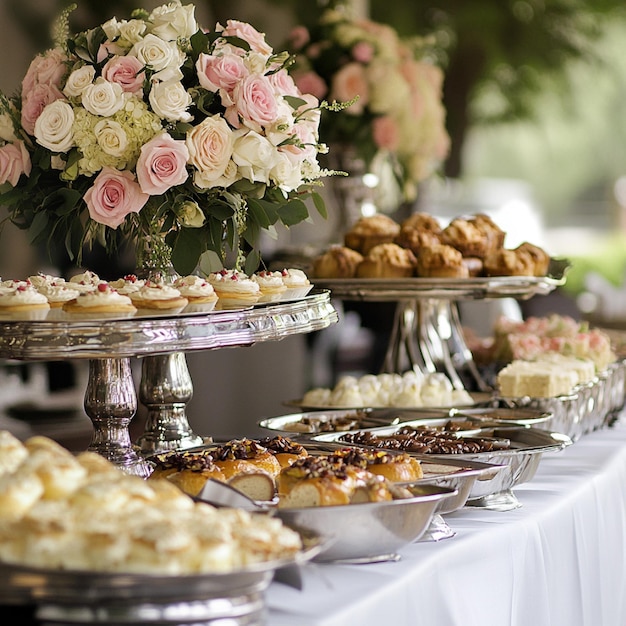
[279,268,312,299]
[344,214,401,255]
[207,270,261,308]
[0,282,50,319]
[356,243,417,278]
[251,271,288,302]
[35,281,81,310]
[483,248,535,277]
[312,245,364,279]
[441,218,489,258]
[63,282,137,316]
[28,273,66,290]
[415,244,470,278]
[129,281,188,311]
[515,242,550,277]
[469,213,506,253]
[174,275,219,311]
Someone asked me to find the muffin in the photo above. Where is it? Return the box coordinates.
[343,214,401,255]
[515,242,550,277]
[483,248,536,277]
[312,245,364,279]
[469,213,506,253]
[441,218,489,258]
[415,244,470,278]
[356,243,417,278]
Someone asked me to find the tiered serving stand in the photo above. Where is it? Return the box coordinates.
[0,290,338,476]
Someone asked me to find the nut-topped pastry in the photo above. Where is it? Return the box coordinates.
[469,213,506,253]
[257,435,308,468]
[331,448,423,482]
[344,214,401,255]
[441,217,489,258]
[312,245,364,278]
[515,242,550,276]
[416,243,470,278]
[356,242,417,278]
[483,247,535,277]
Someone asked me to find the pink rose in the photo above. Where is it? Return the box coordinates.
[268,69,299,98]
[136,132,189,195]
[84,167,149,229]
[196,52,248,96]
[219,20,272,56]
[330,62,368,114]
[102,56,146,95]
[288,26,310,51]
[0,141,32,186]
[21,48,66,95]
[293,71,327,101]
[21,83,65,136]
[372,115,400,151]
[231,75,278,129]
[352,41,375,64]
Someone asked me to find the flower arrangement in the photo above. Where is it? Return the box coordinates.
[0,1,331,275]
[287,7,449,202]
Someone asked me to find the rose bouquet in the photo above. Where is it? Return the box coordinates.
[0,1,331,275]
[287,7,449,202]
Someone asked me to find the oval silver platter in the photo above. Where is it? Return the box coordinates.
[310,423,572,512]
[274,483,457,563]
[0,532,325,624]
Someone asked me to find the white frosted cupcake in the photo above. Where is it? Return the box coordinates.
[129,281,188,311]
[28,273,66,289]
[68,270,101,293]
[108,275,146,296]
[207,270,261,308]
[174,275,218,312]
[63,282,136,316]
[0,279,31,295]
[251,271,287,302]
[279,268,312,300]
[35,281,81,309]
[0,283,50,319]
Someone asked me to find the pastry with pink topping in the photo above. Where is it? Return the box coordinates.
[207,270,261,308]
[129,281,188,311]
[279,268,312,300]
[252,271,287,302]
[0,282,50,318]
[63,282,136,316]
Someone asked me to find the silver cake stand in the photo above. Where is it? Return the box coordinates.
[0,290,338,476]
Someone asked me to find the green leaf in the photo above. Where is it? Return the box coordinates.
[171,228,205,275]
[27,211,49,244]
[277,199,309,227]
[198,249,223,275]
[221,35,251,52]
[246,198,273,229]
[284,95,308,110]
[311,191,328,219]
[244,249,261,275]
[190,30,210,58]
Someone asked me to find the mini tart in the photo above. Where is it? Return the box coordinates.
[28,273,66,289]
[63,283,137,314]
[278,268,312,299]
[251,271,288,302]
[68,270,101,293]
[356,242,417,278]
[483,248,536,277]
[108,274,146,295]
[344,214,401,255]
[173,275,218,304]
[0,284,50,312]
[312,245,364,279]
[416,244,470,278]
[129,282,188,310]
[441,218,489,258]
[35,282,81,308]
[515,242,550,276]
[207,270,261,307]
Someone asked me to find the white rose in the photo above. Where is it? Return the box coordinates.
[34,100,75,153]
[102,18,121,40]
[149,2,197,40]
[243,51,269,75]
[151,66,184,84]
[0,112,17,142]
[195,159,241,189]
[118,19,147,45]
[81,78,126,117]
[186,114,234,187]
[265,100,295,146]
[270,151,303,192]
[94,119,128,157]
[63,65,96,98]
[232,130,279,184]
[149,80,192,122]
[367,62,410,114]
[175,200,205,228]
[131,34,184,72]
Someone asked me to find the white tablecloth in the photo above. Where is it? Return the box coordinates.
[267,419,626,626]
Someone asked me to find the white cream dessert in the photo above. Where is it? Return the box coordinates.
[280,268,312,299]
[129,281,188,310]
[28,273,66,289]
[108,274,146,295]
[174,275,218,304]
[35,281,81,308]
[207,270,261,307]
[252,270,287,302]
[0,279,31,295]
[0,283,50,314]
[68,270,100,293]
[63,282,136,315]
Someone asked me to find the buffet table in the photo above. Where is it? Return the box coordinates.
[267,417,626,626]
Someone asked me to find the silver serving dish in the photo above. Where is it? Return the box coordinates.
[448,406,554,426]
[0,530,325,624]
[312,423,572,512]
[274,483,457,563]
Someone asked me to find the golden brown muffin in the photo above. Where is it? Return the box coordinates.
[483,248,536,277]
[398,212,443,235]
[515,242,550,276]
[416,244,470,278]
[312,245,364,278]
[469,213,506,253]
[441,218,489,258]
[356,243,417,278]
[395,227,442,255]
[344,214,401,255]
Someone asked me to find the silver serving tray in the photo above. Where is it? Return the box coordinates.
[0,530,325,624]
[274,483,457,563]
[311,424,572,511]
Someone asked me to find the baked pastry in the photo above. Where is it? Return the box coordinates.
[63,282,137,315]
[251,270,288,302]
[344,214,401,255]
[416,244,470,278]
[398,212,443,235]
[515,242,550,276]
[332,448,423,482]
[0,282,50,317]
[67,270,101,293]
[483,248,535,277]
[356,242,417,278]
[312,245,364,278]
[279,268,312,299]
[35,281,81,309]
[469,213,506,253]
[441,218,489,258]
[108,274,146,295]
[207,269,261,307]
[258,435,308,468]
[173,275,219,305]
[129,281,188,311]
[149,450,226,487]
[211,439,282,479]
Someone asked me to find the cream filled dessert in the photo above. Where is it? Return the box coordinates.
[63,282,136,315]
[68,270,100,293]
[0,282,50,314]
[279,268,312,299]
[173,275,218,304]
[129,281,188,310]
[207,270,261,307]
[108,274,146,295]
[35,281,81,308]
[252,271,287,302]
[28,273,66,289]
